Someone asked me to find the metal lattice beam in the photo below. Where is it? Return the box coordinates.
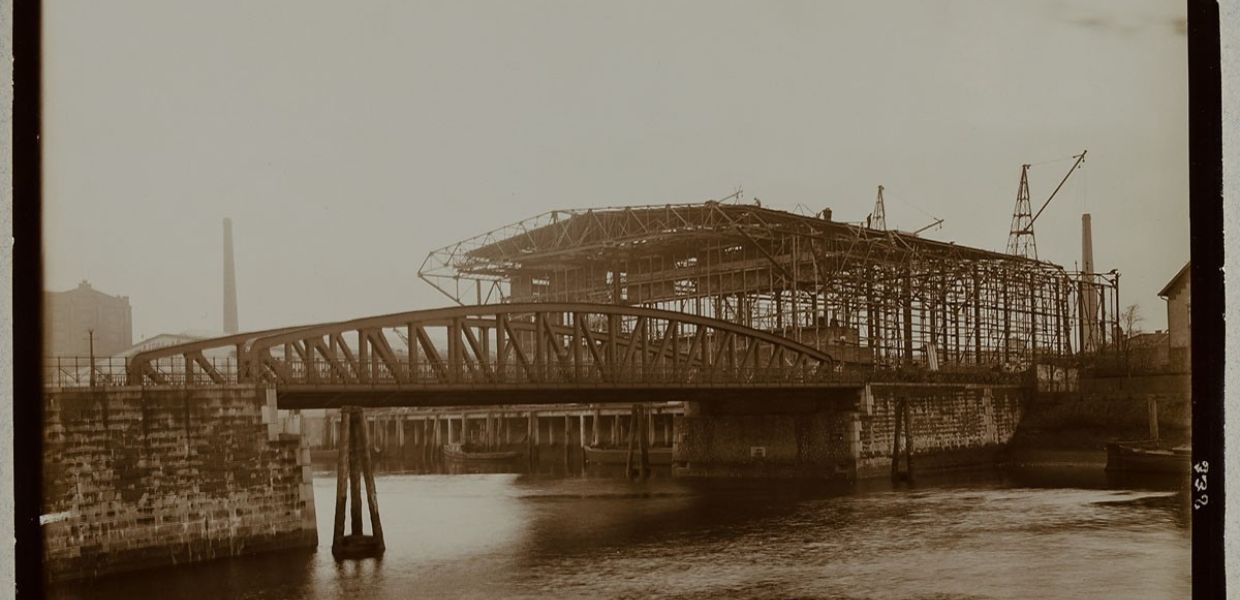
[127,303,842,388]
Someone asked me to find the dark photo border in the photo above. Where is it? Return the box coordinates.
[13,0,44,597]
[8,1,1227,598]
[1186,1,1225,598]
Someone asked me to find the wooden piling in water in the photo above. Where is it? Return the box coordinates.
[348,415,365,535]
[891,398,904,481]
[527,411,537,469]
[332,406,385,559]
[483,412,491,450]
[647,409,655,448]
[625,404,650,481]
[332,411,351,546]
[563,415,571,469]
[1147,396,1160,442]
[579,413,587,472]
[638,405,650,479]
[591,408,601,446]
[354,409,386,551]
[625,408,636,477]
[904,400,914,480]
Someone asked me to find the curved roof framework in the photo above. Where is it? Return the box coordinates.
[419,201,1048,303]
[420,200,1121,369]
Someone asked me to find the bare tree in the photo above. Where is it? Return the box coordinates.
[1121,304,1144,338]
[1119,304,1144,373]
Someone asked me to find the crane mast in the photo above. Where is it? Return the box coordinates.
[1006,149,1087,259]
[867,185,887,230]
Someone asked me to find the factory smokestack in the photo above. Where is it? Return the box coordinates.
[223,218,239,334]
[1081,213,1095,275]
[1080,213,1098,352]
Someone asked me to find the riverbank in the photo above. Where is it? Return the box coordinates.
[1011,374,1191,468]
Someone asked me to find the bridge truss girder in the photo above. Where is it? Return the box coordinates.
[127,303,838,388]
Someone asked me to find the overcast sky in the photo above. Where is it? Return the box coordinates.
[43,0,1188,340]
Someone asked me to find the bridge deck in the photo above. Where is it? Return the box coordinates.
[274,382,869,409]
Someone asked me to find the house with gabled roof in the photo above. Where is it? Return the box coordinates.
[1157,262,1191,372]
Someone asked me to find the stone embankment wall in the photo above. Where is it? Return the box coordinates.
[41,386,317,582]
[673,384,1024,479]
[856,384,1024,477]
[1015,373,1191,448]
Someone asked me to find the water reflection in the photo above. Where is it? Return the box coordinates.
[49,458,1189,600]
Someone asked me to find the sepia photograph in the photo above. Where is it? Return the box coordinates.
[14,0,1226,597]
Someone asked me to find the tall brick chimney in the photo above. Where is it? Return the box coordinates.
[1080,213,1098,352]
[223,218,239,334]
[1081,213,1095,275]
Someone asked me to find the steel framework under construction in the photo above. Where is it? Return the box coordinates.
[419,200,1120,372]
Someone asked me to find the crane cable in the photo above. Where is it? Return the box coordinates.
[1028,150,1087,228]
[884,188,942,231]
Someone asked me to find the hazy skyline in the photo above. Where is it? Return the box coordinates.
[43,0,1189,341]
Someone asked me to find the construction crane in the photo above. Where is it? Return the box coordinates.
[1006,150,1087,259]
[866,185,887,230]
[868,185,944,236]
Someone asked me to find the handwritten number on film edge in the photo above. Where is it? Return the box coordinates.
[1192,461,1208,510]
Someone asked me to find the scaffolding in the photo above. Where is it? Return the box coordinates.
[419,201,1120,372]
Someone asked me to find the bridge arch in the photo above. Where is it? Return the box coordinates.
[127,324,316,385]
[128,303,837,388]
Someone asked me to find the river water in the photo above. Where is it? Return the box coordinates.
[50,456,1189,600]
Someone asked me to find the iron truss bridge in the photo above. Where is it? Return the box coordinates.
[118,303,888,408]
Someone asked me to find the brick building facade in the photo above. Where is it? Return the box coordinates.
[44,280,133,357]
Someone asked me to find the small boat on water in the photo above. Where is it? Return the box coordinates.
[442,442,521,462]
[1105,440,1190,474]
[584,445,673,466]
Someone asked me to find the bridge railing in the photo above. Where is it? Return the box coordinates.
[44,356,242,388]
[44,357,132,388]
